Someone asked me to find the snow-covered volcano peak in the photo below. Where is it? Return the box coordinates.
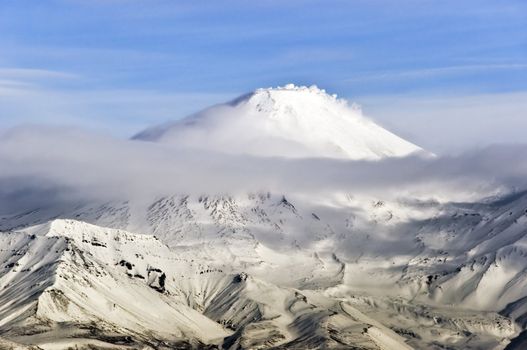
[252,83,338,99]
[249,83,339,102]
[134,84,424,160]
[231,84,348,111]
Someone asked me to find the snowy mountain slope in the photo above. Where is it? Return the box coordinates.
[1,190,527,348]
[0,337,42,350]
[0,220,230,349]
[3,191,527,305]
[335,293,515,349]
[134,84,424,160]
[0,219,421,349]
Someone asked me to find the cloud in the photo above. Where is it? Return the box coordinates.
[0,79,236,136]
[356,91,527,154]
[1,126,526,216]
[0,67,80,95]
[345,64,527,83]
[0,68,78,80]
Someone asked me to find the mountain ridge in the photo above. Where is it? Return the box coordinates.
[2,189,527,348]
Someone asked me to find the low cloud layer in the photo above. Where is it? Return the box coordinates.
[1,126,527,215]
[358,91,527,154]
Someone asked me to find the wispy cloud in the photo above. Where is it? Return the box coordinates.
[0,76,237,136]
[0,68,80,94]
[0,68,79,80]
[345,63,527,83]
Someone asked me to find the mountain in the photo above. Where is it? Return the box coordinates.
[2,192,525,349]
[1,85,526,349]
[0,219,415,350]
[134,84,424,160]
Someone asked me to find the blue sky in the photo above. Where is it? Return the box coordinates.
[0,0,526,152]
